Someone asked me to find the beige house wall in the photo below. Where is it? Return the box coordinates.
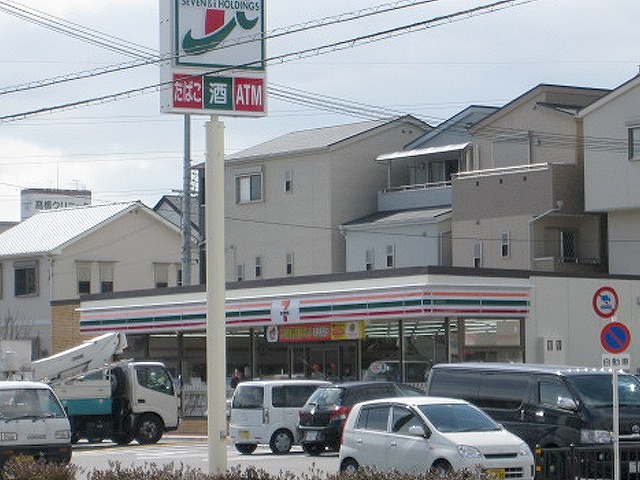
[224,121,425,281]
[52,208,193,300]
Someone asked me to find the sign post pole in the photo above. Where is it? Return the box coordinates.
[205,115,226,474]
[613,368,620,480]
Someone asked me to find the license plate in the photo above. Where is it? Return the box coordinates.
[305,431,318,441]
[486,468,505,480]
[240,430,250,440]
[630,461,640,474]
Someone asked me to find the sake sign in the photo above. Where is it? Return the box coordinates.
[160,0,267,116]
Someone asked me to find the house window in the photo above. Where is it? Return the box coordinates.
[236,264,244,282]
[365,249,374,271]
[286,253,294,276]
[235,172,262,203]
[629,126,640,160]
[386,245,395,268]
[473,242,482,268]
[500,232,510,258]
[154,263,169,288]
[177,268,183,287]
[560,230,576,262]
[255,257,262,278]
[99,262,114,293]
[77,262,92,294]
[284,169,292,193]
[14,260,38,297]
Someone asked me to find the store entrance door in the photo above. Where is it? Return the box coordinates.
[290,342,358,382]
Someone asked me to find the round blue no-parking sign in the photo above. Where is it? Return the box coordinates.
[600,321,631,354]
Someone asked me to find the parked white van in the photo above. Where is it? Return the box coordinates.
[339,396,534,478]
[229,379,329,454]
[0,381,72,465]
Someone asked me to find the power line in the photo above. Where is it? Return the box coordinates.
[0,0,441,97]
[0,0,539,123]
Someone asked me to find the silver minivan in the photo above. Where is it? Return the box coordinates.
[229,379,329,454]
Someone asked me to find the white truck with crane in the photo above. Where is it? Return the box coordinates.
[2,333,180,445]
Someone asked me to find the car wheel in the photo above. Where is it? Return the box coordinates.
[134,413,164,444]
[302,443,324,456]
[269,429,293,454]
[235,443,257,455]
[431,460,452,476]
[340,458,359,474]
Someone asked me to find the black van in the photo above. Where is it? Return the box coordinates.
[425,363,640,450]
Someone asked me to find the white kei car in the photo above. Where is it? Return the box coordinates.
[339,396,534,479]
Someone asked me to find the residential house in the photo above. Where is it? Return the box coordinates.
[581,74,640,275]
[451,84,610,273]
[218,116,429,282]
[0,201,197,355]
[341,106,497,272]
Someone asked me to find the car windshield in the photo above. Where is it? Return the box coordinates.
[304,387,344,407]
[569,374,640,407]
[0,388,66,420]
[417,403,501,433]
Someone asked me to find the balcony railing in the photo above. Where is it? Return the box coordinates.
[382,180,451,193]
[532,256,602,273]
[454,162,550,179]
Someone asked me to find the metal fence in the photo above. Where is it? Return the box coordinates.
[534,443,640,480]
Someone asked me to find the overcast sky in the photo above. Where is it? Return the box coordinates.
[0,0,638,221]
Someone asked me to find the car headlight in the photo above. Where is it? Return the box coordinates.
[581,429,613,444]
[55,430,71,440]
[457,445,482,458]
[1,432,17,442]
[519,443,531,456]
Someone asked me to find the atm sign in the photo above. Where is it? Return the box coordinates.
[172,73,265,116]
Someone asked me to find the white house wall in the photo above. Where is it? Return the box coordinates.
[52,209,189,299]
[0,256,52,354]
[345,223,445,272]
[582,80,640,275]
[530,275,640,371]
[607,210,640,275]
[584,81,640,213]
[224,123,424,281]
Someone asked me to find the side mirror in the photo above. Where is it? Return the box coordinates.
[557,396,577,411]
[408,424,430,438]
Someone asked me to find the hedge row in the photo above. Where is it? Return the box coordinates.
[1,457,495,480]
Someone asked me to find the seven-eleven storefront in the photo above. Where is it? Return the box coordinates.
[77,269,531,418]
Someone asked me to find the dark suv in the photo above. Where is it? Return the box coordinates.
[297,381,424,455]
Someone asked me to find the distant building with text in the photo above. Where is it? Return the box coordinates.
[21,188,91,221]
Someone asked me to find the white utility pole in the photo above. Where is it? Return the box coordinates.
[205,116,227,473]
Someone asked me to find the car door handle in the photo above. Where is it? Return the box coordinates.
[138,398,146,404]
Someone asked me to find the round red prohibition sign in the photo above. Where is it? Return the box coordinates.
[600,322,631,354]
[593,286,619,319]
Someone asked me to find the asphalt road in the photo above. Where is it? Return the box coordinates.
[71,436,339,479]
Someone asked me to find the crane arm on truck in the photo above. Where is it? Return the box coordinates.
[31,332,127,383]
